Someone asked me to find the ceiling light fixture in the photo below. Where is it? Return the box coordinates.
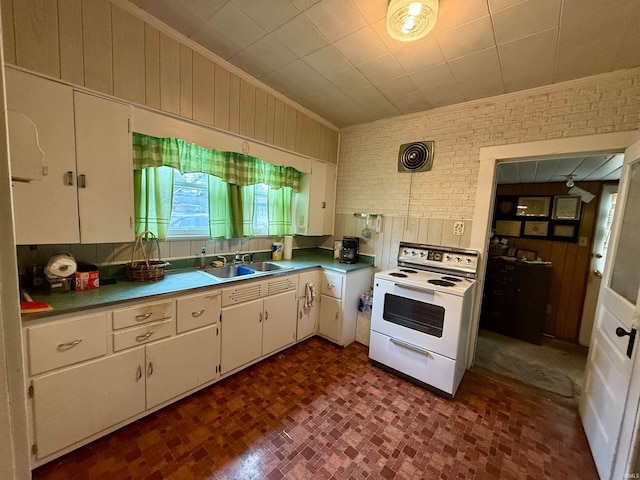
[566,175,575,188]
[386,0,439,42]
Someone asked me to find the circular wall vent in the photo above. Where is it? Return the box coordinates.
[398,141,435,173]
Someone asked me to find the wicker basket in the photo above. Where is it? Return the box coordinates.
[125,231,168,282]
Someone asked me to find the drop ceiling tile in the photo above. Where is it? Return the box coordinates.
[272,14,329,57]
[191,23,244,59]
[334,27,388,65]
[376,75,420,98]
[303,45,352,77]
[193,3,266,50]
[492,0,560,45]
[230,35,297,78]
[327,68,372,92]
[432,0,490,34]
[347,85,400,114]
[290,0,321,12]
[351,0,387,23]
[233,0,299,32]
[358,54,405,84]
[488,0,527,13]
[499,28,557,92]
[448,47,505,100]
[370,19,412,53]
[303,0,367,42]
[435,16,495,61]
[394,36,446,73]
[613,12,640,70]
[130,0,226,37]
[409,63,465,107]
[561,0,638,32]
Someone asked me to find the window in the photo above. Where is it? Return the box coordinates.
[167,170,209,238]
[165,169,274,239]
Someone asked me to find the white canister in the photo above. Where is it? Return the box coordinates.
[283,236,293,260]
[272,242,283,260]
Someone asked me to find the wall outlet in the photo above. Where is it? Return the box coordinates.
[453,221,464,236]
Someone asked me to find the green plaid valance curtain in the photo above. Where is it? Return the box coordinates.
[132,132,301,191]
[133,132,297,240]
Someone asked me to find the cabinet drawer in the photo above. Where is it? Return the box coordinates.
[113,318,174,352]
[112,300,175,330]
[176,291,221,334]
[27,313,108,376]
[321,272,343,299]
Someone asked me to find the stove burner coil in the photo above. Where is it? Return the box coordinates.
[389,272,408,278]
[399,269,418,274]
[428,279,456,287]
[442,276,462,282]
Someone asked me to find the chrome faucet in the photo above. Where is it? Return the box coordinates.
[234,251,252,263]
[234,251,243,263]
[216,255,227,266]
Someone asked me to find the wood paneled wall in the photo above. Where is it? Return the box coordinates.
[0,0,339,163]
[495,182,606,343]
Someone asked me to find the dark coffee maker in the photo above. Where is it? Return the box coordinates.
[340,236,359,264]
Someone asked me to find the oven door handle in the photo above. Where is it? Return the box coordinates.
[394,283,435,295]
[389,336,431,356]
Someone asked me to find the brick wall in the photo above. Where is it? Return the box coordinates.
[336,67,640,221]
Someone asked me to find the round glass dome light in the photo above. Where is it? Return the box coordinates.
[386,0,438,42]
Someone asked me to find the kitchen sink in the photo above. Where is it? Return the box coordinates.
[245,261,291,272]
[202,262,291,279]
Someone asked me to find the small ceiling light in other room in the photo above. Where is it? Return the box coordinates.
[386,0,438,42]
[566,175,575,188]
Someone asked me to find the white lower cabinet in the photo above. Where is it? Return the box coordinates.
[220,298,263,375]
[220,290,297,374]
[297,270,320,341]
[318,268,372,346]
[263,291,297,355]
[32,348,146,460]
[146,325,219,409]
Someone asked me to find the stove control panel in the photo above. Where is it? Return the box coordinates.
[397,243,478,275]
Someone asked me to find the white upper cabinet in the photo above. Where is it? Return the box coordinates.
[74,92,133,244]
[7,69,134,245]
[7,69,80,244]
[293,159,336,236]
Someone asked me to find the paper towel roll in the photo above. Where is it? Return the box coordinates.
[283,235,293,260]
[44,252,77,278]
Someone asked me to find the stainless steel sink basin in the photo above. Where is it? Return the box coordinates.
[203,264,255,278]
[245,261,291,272]
[202,262,290,279]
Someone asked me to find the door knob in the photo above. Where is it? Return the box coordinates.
[593,253,603,259]
[616,326,637,359]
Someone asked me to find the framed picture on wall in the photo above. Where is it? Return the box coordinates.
[553,224,576,238]
[524,221,549,236]
[552,195,582,220]
[516,196,551,217]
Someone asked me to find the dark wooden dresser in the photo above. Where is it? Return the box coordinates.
[480,257,552,344]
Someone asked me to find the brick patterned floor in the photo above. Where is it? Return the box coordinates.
[32,337,598,480]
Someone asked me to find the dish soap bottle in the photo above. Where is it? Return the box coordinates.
[199,247,206,269]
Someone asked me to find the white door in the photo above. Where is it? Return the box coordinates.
[579,184,618,346]
[580,139,640,479]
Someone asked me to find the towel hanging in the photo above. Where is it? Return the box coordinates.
[305,282,316,309]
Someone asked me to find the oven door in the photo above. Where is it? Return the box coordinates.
[370,277,465,360]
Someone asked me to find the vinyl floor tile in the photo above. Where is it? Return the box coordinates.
[32,337,598,480]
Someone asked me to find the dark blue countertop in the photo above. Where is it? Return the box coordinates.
[23,248,373,321]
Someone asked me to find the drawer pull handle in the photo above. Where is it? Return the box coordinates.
[327,283,335,289]
[389,337,431,356]
[299,311,303,319]
[335,312,339,321]
[57,339,82,351]
[136,331,154,342]
[147,361,154,377]
[135,312,153,321]
[191,309,205,317]
[136,365,142,382]
[205,293,220,299]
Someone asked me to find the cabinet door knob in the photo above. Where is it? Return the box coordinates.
[78,174,86,188]
[136,365,142,382]
[299,311,303,319]
[259,312,262,323]
[65,171,74,186]
[265,311,269,321]
[147,361,154,377]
